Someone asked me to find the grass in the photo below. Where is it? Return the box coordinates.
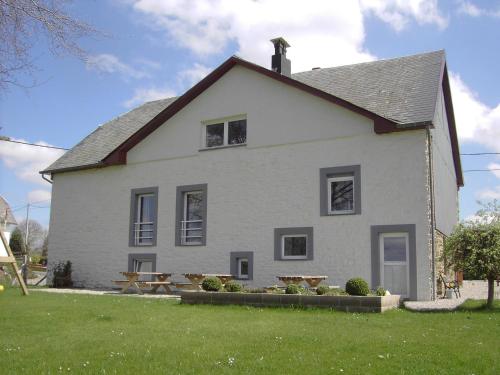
[0,288,499,374]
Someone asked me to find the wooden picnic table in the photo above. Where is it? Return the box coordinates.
[114,272,172,294]
[277,275,328,288]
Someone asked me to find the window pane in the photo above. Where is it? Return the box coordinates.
[183,192,203,244]
[284,236,307,256]
[206,123,224,147]
[139,195,154,222]
[330,179,354,212]
[239,258,248,277]
[135,194,155,245]
[383,237,407,262]
[228,119,247,145]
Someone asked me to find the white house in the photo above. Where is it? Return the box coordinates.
[41,38,462,300]
[0,196,18,244]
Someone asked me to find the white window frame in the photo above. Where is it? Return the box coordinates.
[181,191,203,245]
[134,193,154,246]
[379,232,410,297]
[201,115,247,149]
[281,234,308,260]
[327,175,355,215]
[237,258,249,279]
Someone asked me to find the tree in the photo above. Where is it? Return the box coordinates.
[0,0,98,90]
[444,221,500,308]
[8,227,25,255]
[17,219,45,254]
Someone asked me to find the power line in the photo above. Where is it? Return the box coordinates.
[0,138,68,150]
[463,169,500,173]
[461,152,500,156]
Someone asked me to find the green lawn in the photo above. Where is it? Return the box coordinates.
[0,289,499,374]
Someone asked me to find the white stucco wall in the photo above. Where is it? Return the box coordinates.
[48,65,433,300]
[432,90,459,235]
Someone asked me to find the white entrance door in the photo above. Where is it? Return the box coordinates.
[380,233,409,297]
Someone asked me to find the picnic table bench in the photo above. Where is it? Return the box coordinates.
[277,275,328,288]
[113,272,172,294]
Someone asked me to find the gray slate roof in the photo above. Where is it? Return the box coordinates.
[292,50,444,125]
[43,50,444,174]
[0,196,17,225]
[43,97,177,173]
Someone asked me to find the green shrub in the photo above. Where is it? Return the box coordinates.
[201,277,222,292]
[316,285,330,295]
[345,277,370,296]
[375,286,386,296]
[52,261,73,288]
[285,284,300,294]
[224,281,242,292]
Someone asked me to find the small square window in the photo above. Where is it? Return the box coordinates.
[282,235,307,259]
[320,166,361,216]
[328,176,354,214]
[274,227,313,261]
[206,123,224,147]
[230,252,253,280]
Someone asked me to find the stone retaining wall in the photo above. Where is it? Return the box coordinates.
[181,292,401,313]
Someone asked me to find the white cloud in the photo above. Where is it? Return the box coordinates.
[361,0,448,31]
[487,163,500,179]
[126,0,448,73]
[449,72,500,153]
[123,87,177,108]
[28,189,52,204]
[456,0,500,18]
[86,54,151,79]
[477,186,500,200]
[457,0,482,16]
[178,63,212,87]
[0,139,65,185]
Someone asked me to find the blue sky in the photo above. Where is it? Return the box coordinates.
[1,0,499,227]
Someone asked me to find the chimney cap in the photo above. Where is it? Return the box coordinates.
[270,37,291,48]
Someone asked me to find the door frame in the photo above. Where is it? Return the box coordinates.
[370,224,417,300]
[379,232,410,297]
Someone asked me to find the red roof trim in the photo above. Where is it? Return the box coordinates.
[102,56,399,165]
[441,65,464,187]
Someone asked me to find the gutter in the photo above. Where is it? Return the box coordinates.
[41,173,53,184]
[426,126,436,300]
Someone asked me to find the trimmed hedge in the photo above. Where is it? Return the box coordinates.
[202,277,222,292]
[345,277,370,296]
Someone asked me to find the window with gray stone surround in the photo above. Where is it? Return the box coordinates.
[274,227,313,261]
[320,165,361,216]
[230,252,254,280]
[129,187,158,247]
[175,184,207,246]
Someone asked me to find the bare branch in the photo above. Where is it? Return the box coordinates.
[0,0,101,91]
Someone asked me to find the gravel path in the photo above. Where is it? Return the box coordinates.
[405,280,499,312]
[30,288,180,299]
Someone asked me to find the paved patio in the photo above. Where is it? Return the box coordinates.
[405,280,499,311]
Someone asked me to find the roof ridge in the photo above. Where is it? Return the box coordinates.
[292,49,445,75]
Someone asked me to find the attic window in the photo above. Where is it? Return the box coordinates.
[202,117,246,149]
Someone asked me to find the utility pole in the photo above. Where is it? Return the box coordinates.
[22,203,30,283]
